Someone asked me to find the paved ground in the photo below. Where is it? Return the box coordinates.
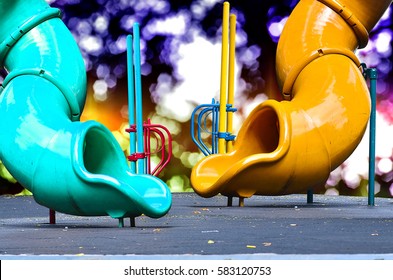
[1,193,393,259]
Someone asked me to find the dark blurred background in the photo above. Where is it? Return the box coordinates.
[1,0,392,197]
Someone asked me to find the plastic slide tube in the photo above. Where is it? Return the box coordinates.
[191,0,392,198]
[0,0,171,219]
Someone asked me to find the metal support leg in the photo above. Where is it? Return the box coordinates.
[118,218,124,228]
[227,196,233,206]
[307,189,313,204]
[49,209,56,224]
[130,217,136,227]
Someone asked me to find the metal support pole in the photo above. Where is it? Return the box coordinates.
[227,196,233,207]
[126,34,136,173]
[49,209,56,224]
[239,197,244,207]
[307,189,313,204]
[367,68,377,206]
[130,217,136,227]
[133,22,145,174]
[226,13,236,153]
[118,218,124,228]
[218,2,229,154]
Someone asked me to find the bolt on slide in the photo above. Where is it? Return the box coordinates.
[0,0,171,221]
[191,0,392,201]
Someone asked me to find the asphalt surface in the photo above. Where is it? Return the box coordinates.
[1,193,393,259]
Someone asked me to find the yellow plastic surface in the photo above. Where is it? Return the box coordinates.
[191,0,392,198]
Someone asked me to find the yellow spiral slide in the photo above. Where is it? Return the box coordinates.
[191,0,392,199]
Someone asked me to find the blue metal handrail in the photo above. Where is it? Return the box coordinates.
[190,99,237,156]
[190,99,219,156]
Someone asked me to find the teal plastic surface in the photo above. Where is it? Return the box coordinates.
[0,0,171,219]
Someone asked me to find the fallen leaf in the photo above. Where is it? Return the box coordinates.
[246,245,256,249]
[262,242,272,247]
[208,240,215,244]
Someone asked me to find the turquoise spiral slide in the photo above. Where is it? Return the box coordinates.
[0,0,171,220]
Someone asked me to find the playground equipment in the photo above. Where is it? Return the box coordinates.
[125,23,172,178]
[191,2,237,157]
[0,0,171,226]
[191,0,391,205]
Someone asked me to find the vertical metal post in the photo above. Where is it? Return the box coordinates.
[213,103,219,153]
[49,209,56,224]
[145,119,152,174]
[133,22,145,174]
[218,2,229,154]
[226,13,236,153]
[307,189,313,204]
[367,68,377,206]
[127,34,136,173]
[130,217,136,227]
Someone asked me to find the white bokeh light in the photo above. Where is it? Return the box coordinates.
[93,79,108,101]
